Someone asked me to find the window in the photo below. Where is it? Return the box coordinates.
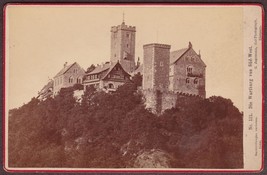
[77,77,82,84]
[126,33,130,38]
[186,66,193,74]
[160,61,163,67]
[69,76,74,83]
[108,83,114,89]
[127,44,129,48]
[73,69,78,73]
[186,78,190,84]
[194,78,198,84]
[185,56,189,61]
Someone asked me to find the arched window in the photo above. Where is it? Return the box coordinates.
[69,76,74,83]
[77,77,82,84]
[108,83,114,89]
[194,78,198,84]
[186,78,190,84]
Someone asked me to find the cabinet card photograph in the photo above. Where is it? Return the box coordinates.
[3,4,264,173]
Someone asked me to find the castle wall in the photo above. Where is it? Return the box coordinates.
[153,46,170,91]
[142,90,158,114]
[161,91,178,112]
[143,43,171,91]
[143,90,203,115]
[143,46,154,90]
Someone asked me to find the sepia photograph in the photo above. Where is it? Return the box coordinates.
[4,4,263,172]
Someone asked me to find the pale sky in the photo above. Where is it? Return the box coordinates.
[6,5,244,111]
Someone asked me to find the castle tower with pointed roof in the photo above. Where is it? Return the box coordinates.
[110,17,136,73]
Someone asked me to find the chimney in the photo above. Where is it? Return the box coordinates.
[189,42,192,48]
[136,57,140,67]
[64,62,68,68]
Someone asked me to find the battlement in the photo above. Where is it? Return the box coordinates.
[111,23,136,32]
[143,43,171,49]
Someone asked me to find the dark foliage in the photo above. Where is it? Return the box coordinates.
[8,82,243,168]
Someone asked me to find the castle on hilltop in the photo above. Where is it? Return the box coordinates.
[37,19,206,114]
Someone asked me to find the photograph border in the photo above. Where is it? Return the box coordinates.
[1,1,266,174]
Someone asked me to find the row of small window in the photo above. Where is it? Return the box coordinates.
[107,74,127,79]
[186,78,198,84]
[187,66,193,74]
[87,74,100,80]
[185,56,199,62]
[69,77,82,84]
[85,83,115,89]
[54,77,63,86]
[54,76,82,86]
[73,69,78,74]
[170,65,194,75]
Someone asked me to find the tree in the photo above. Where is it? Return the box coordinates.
[131,72,142,87]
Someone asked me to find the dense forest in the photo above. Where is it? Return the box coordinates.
[8,75,243,168]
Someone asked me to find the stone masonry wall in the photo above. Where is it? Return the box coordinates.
[110,23,136,72]
[142,89,157,114]
[143,90,202,115]
[161,91,178,112]
[171,47,206,98]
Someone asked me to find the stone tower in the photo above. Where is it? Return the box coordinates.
[110,21,136,73]
[143,43,171,91]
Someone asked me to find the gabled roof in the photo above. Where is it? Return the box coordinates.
[54,62,77,78]
[39,80,53,94]
[102,62,131,80]
[170,48,189,64]
[85,62,131,80]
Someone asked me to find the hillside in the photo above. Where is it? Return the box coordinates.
[8,76,243,168]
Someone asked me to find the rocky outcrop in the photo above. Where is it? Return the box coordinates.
[133,149,172,168]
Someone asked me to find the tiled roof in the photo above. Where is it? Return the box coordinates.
[170,48,189,64]
[85,62,131,80]
[38,79,53,95]
[102,62,130,79]
[54,62,76,77]
[86,62,112,75]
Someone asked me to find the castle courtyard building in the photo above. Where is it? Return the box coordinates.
[83,61,131,92]
[169,42,206,98]
[53,62,85,95]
